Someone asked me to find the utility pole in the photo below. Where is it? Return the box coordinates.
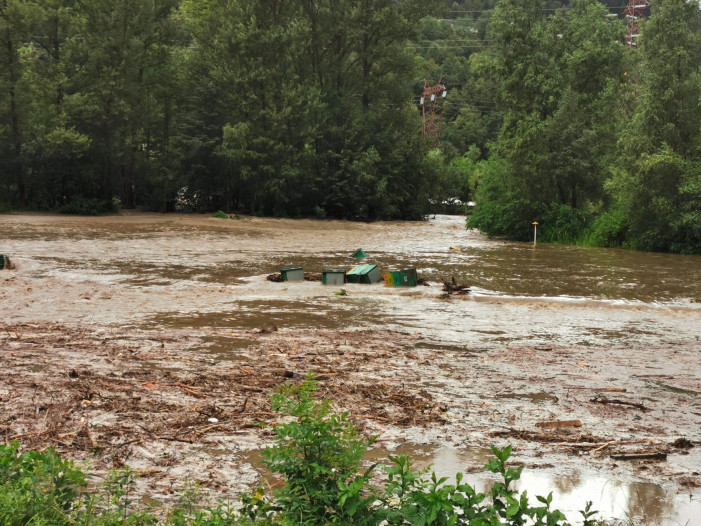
[623,0,649,46]
[421,78,447,146]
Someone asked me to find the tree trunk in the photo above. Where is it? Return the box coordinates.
[7,40,25,203]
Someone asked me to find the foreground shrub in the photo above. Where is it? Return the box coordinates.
[241,376,604,526]
[0,442,86,525]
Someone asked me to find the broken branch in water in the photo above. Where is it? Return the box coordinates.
[565,386,627,392]
[591,396,648,411]
[442,276,470,295]
[536,420,582,429]
[610,452,667,461]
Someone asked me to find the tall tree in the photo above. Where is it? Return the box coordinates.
[0,0,28,204]
[181,0,437,219]
[607,0,701,252]
[69,0,180,207]
[467,0,626,241]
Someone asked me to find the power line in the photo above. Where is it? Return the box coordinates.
[418,39,495,42]
[445,5,629,14]
[412,46,486,49]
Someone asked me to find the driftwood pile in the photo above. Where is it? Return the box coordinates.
[266,272,322,282]
[1,322,446,460]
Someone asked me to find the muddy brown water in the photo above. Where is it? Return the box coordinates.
[2,212,700,524]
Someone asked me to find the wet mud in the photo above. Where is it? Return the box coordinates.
[1,212,700,524]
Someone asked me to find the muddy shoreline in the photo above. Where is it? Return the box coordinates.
[1,212,700,523]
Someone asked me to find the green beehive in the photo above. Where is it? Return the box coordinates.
[322,269,346,285]
[401,268,418,287]
[281,266,304,281]
[346,264,382,284]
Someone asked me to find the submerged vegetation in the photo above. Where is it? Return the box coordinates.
[1,0,699,252]
[0,377,608,525]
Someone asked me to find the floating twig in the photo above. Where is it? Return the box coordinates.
[591,396,648,411]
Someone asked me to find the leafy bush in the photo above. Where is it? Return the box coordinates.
[212,210,229,219]
[0,441,86,525]
[587,209,628,248]
[538,204,591,245]
[58,197,118,216]
[241,376,604,526]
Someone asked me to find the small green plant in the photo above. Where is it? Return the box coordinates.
[335,288,348,296]
[252,375,381,524]
[212,210,229,219]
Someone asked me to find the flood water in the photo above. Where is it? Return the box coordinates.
[2,212,700,524]
[4,213,698,346]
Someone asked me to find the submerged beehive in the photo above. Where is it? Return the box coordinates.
[281,267,304,281]
[384,268,418,287]
[322,269,346,285]
[346,264,382,284]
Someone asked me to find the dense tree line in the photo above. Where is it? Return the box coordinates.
[434,0,700,253]
[1,0,438,219]
[1,0,700,252]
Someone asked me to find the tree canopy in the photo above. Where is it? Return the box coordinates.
[1,0,699,252]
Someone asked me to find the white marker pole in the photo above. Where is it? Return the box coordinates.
[532,221,539,245]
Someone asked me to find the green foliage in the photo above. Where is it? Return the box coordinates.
[605,0,701,254]
[58,197,118,216]
[464,0,626,244]
[256,375,381,524]
[0,441,86,525]
[587,208,628,248]
[180,0,437,220]
[538,204,591,244]
[212,210,228,219]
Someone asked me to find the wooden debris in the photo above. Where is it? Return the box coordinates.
[678,476,701,488]
[591,396,648,411]
[154,381,207,398]
[192,423,227,438]
[490,428,604,445]
[135,468,163,477]
[670,437,694,449]
[565,386,627,392]
[536,420,582,429]
[259,323,278,334]
[610,452,667,461]
[442,276,470,295]
[2,255,15,270]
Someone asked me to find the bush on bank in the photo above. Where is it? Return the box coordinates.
[0,377,607,525]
